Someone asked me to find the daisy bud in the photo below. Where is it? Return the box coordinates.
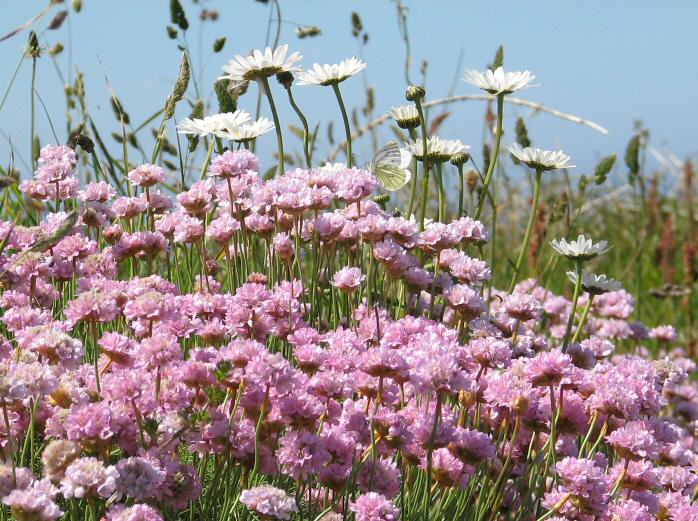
[276,71,295,89]
[450,152,470,166]
[406,85,425,102]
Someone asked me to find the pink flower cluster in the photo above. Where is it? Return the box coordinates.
[0,145,693,520]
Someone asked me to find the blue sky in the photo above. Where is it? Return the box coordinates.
[0,0,696,183]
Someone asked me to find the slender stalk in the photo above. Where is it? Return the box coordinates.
[260,76,284,175]
[562,261,584,351]
[571,293,595,344]
[331,83,353,167]
[435,161,446,222]
[456,163,465,217]
[286,86,311,168]
[508,168,543,292]
[406,128,419,219]
[30,57,37,171]
[474,94,504,220]
[414,99,430,230]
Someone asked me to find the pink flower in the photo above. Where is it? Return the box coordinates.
[331,267,365,293]
[60,457,118,499]
[3,479,62,521]
[239,485,297,520]
[350,492,399,521]
[127,164,167,188]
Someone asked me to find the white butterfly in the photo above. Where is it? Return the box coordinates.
[367,141,412,191]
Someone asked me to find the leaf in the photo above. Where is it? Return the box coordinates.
[489,45,504,71]
[594,154,616,185]
[170,0,189,31]
[625,134,641,178]
[212,37,226,53]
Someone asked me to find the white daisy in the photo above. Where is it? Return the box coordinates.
[566,270,622,295]
[551,235,610,261]
[296,57,366,86]
[405,136,470,163]
[220,44,302,83]
[508,145,575,171]
[389,105,420,129]
[222,118,275,142]
[177,111,251,139]
[463,67,535,95]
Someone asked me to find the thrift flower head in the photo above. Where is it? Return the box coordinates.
[239,485,297,520]
[350,492,400,521]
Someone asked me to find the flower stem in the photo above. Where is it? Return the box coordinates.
[286,86,311,168]
[457,163,465,218]
[474,94,504,220]
[562,261,584,352]
[508,168,543,292]
[406,129,419,219]
[260,76,284,176]
[571,294,595,344]
[414,99,430,231]
[435,162,446,222]
[331,83,353,167]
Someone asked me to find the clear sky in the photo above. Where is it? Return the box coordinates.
[0,0,696,183]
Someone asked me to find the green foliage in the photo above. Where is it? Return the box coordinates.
[625,134,641,180]
[489,45,504,70]
[212,37,226,53]
[170,0,189,31]
[594,154,616,185]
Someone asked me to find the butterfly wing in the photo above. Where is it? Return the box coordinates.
[372,141,402,166]
[375,163,411,191]
[370,142,411,191]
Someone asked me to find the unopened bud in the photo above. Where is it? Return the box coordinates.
[450,152,470,166]
[276,71,294,89]
[406,85,425,102]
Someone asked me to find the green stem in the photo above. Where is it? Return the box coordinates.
[30,58,37,170]
[414,99,430,231]
[286,86,311,168]
[474,94,504,220]
[562,261,584,352]
[435,162,446,222]
[457,163,465,218]
[331,83,352,167]
[571,293,595,344]
[507,169,543,292]
[406,128,419,219]
[260,76,284,175]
